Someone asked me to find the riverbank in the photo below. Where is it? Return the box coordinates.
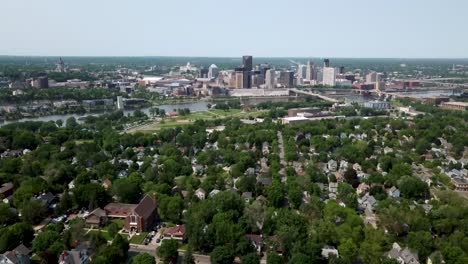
[125,108,268,133]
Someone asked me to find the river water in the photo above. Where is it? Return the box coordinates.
[0,90,460,126]
[0,101,211,126]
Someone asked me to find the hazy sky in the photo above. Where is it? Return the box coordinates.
[1,0,467,58]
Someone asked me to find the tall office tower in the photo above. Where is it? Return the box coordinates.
[306,60,315,80]
[297,64,307,79]
[242,55,253,71]
[305,61,317,81]
[251,71,263,87]
[243,71,251,88]
[56,57,67,73]
[208,64,219,79]
[260,63,271,76]
[199,68,209,78]
[279,71,294,87]
[339,66,345,74]
[322,67,336,86]
[265,69,276,89]
[235,68,244,89]
[323,58,330,68]
[366,71,378,83]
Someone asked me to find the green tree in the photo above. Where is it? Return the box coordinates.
[267,252,283,264]
[132,253,156,264]
[241,252,260,264]
[157,239,179,264]
[182,246,195,264]
[338,239,358,264]
[210,246,235,264]
[0,203,19,226]
[406,231,433,261]
[32,230,61,254]
[21,199,47,225]
[266,180,283,208]
[112,178,141,203]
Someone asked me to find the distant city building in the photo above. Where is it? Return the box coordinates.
[251,71,263,88]
[322,67,336,86]
[56,57,67,73]
[338,66,345,74]
[297,64,307,79]
[179,62,198,72]
[279,71,294,87]
[242,56,253,71]
[31,76,49,88]
[243,71,252,88]
[440,101,468,111]
[363,100,391,109]
[265,69,276,89]
[117,96,124,110]
[208,64,219,79]
[366,72,379,83]
[235,68,244,89]
[199,68,209,78]
[306,60,315,81]
[323,58,330,68]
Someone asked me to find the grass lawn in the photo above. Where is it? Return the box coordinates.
[104,218,124,230]
[129,109,268,133]
[178,244,188,251]
[87,230,113,241]
[87,229,129,241]
[129,232,148,245]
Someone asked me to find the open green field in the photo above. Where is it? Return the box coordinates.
[128,109,268,133]
[129,232,149,244]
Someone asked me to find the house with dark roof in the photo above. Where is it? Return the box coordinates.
[0,244,31,264]
[0,182,14,199]
[85,208,108,228]
[103,195,157,233]
[245,234,263,253]
[385,242,420,264]
[58,245,89,264]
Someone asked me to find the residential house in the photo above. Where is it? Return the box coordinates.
[358,194,378,211]
[385,242,420,264]
[37,192,57,209]
[0,182,14,200]
[163,225,186,241]
[195,188,206,200]
[451,178,468,191]
[85,208,108,228]
[427,251,445,264]
[352,163,362,172]
[262,142,270,156]
[321,246,339,259]
[356,183,370,195]
[329,182,338,194]
[257,177,272,186]
[388,186,400,198]
[68,180,75,190]
[245,234,263,253]
[328,160,338,172]
[58,246,90,264]
[242,192,253,202]
[104,195,157,233]
[209,189,221,197]
[101,179,112,190]
[339,160,349,172]
[0,244,31,264]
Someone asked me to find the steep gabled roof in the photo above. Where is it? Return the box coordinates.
[134,195,156,220]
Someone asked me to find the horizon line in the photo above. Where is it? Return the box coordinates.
[1,54,468,60]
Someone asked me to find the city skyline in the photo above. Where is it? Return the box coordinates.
[1,0,467,58]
